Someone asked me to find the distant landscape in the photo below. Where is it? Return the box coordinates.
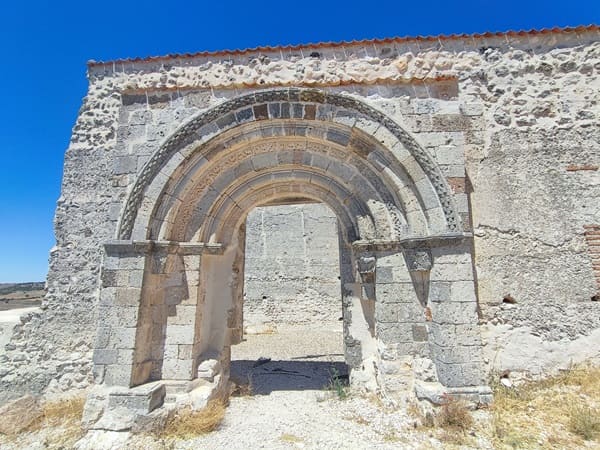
[0,282,45,311]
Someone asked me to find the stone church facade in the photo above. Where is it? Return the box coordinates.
[1,26,598,427]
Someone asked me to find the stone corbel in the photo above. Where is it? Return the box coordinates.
[356,255,376,301]
[403,248,432,272]
[356,255,376,284]
[403,248,432,307]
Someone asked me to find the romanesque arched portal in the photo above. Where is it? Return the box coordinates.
[91,88,490,423]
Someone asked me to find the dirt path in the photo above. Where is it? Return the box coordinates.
[155,323,433,449]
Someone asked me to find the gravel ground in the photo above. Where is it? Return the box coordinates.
[153,323,446,449]
[2,322,493,449]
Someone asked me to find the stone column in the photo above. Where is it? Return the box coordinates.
[339,243,378,390]
[160,251,202,380]
[156,242,222,381]
[427,239,486,390]
[366,236,490,403]
[371,244,430,397]
[93,241,222,387]
[93,241,149,387]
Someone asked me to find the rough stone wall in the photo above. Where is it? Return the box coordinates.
[458,41,600,376]
[1,28,599,403]
[244,203,341,326]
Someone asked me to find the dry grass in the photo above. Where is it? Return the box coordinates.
[230,376,254,397]
[406,395,476,446]
[568,402,600,441]
[491,364,600,448]
[431,395,475,446]
[20,396,87,447]
[407,401,435,428]
[382,429,402,442]
[160,399,226,439]
[436,394,474,430]
[343,413,371,425]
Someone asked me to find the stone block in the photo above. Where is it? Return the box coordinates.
[165,325,195,345]
[412,324,429,342]
[392,342,431,358]
[114,156,138,175]
[128,270,145,288]
[397,303,425,322]
[109,327,137,349]
[117,349,136,364]
[375,302,398,323]
[428,323,481,347]
[95,327,111,348]
[197,359,221,380]
[131,407,172,434]
[118,256,146,271]
[459,102,484,116]
[430,343,484,365]
[251,153,277,171]
[372,126,398,149]
[98,306,139,328]
[376,282,419,304]
[414,380,446,404]
[430,244,473,264]
[162,358,194,380]
[93,348,118,365]
[91,406,136,431]
[449,281,478,303]
[167,305,197,325]
[116,288,142,306]
[108,382,165,414]
[376,322,414,344]
[436,362,485,387]
[99,287,117,306]
[429,281,450,302]
[454,193,469,213]
[104,364,133,386]
[178,344,193,360]
[376,265,412,284]
[434,145,464,166]
[413,98,440,114]
[430,262,474,282]
[429,301,478,324]
[101,269,118,288]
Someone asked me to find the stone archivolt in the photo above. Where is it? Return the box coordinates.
[119,88,460,242]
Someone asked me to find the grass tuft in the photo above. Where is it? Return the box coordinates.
[161,399,226,439]
[568,402,600,440]
[327,366,349,400]
[230,375,254,397]
[436,394,473,430]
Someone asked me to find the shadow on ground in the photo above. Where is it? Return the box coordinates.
[230,358,348,394]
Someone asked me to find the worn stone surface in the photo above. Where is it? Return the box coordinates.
[0,27,598,408]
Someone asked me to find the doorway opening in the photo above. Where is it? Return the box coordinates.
[230,202,348,395]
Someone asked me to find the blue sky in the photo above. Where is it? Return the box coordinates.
[0,1,598,282]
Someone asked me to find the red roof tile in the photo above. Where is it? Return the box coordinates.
[87,25,599,68]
